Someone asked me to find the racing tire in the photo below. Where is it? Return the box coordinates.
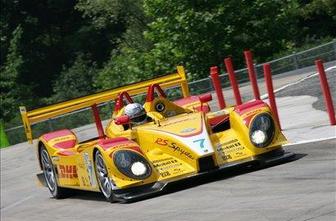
[94,150,116,203]
[40,146,70,199]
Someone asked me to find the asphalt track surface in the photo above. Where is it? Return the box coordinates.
[276,66,336,112]
[1,62,336,220]
[1,139,335,221]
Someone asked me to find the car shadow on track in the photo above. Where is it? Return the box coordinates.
[126,152,307,204]
[64,152,307,203]
[65,190,106,202]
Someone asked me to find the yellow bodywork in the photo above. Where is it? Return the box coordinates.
[20,66,189,144]
[36,98,286,192]
[21,66,287,197]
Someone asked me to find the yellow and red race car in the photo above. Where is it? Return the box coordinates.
[20,66,294,202]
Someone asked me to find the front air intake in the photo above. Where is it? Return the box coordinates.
[198,156,217,172]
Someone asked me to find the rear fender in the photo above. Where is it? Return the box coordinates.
[39,129,77,155]
[38,129,79,187]
[37,141,74,169]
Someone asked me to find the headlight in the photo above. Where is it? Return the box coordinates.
[131,162,147,176]
[113,150,151,179]
[249,113,275,148]
[251,130,267,144]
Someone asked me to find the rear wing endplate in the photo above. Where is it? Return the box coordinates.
[20,66,189,143]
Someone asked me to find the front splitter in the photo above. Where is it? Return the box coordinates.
[113,148,296,202]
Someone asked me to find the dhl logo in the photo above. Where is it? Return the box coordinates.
[58,165,78,179]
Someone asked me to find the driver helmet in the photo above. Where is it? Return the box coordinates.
[124,103,147,125]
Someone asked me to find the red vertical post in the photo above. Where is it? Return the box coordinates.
[210,66,226,109]
[92,104,105,139]
[224,57,243,105]
[263,63,281,129]
[244,50,260,100]
[315,59,336,125]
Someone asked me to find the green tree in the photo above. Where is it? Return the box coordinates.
[294,0,336,45]
[77,0,156,90]
[1,0,336,131]
[142,0,299,79]
[1,0,121,102]
[49,53,98,103]
[0,26,25,121]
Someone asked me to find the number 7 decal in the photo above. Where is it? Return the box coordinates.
[193,138,205,149]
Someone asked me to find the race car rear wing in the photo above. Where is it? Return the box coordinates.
[20,66,190,143]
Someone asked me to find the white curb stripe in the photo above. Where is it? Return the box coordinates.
[284,136,336,146]
[1,194,35,212]
[261,65,336,99]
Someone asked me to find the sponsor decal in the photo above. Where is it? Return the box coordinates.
[155,138,194,160]
[77,162,85,170]
[155,138,169,146]
[49,135,75,145]
[216,139,238,148]
[152,157,175,165]
[116,143,137,148]
[242,109,264,118]
[160,117,197,127]
[102,142,135,150]
[83,153,96,187]
[180,128,196,133]
[80,176,90,186]
[234,151,246,157]
[168,143,194,160]
[172,168,185,175]
[193,138,205,149]
[58,165,78,179]
[158,163,182,171]
[221,155,232,161]
[153,157,184,177]
[216,139,245,154]
[160,171,171,178]
[152,157,182,171]
[51,156,59,162]
[242,110,271,126]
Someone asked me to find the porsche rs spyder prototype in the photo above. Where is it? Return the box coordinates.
[20,66,294,202]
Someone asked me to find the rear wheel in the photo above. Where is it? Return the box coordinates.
[40,146,69,198]
[94,151,116,202]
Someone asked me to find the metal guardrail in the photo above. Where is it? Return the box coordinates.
[5,40,336,145]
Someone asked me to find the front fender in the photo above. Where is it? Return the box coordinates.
[212,100,287,166]
[95,137,159,189]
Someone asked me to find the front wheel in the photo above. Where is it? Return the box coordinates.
[94,150,116,202]
[40,146,69,198]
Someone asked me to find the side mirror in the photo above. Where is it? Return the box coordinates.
[199,93,212,103]
[115,115,130,125]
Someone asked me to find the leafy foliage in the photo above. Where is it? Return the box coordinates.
[1,0,336,130]
[295,0,336,44]
[49,53,98,103]
[0,26,26,121]
[142,0,300,79]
